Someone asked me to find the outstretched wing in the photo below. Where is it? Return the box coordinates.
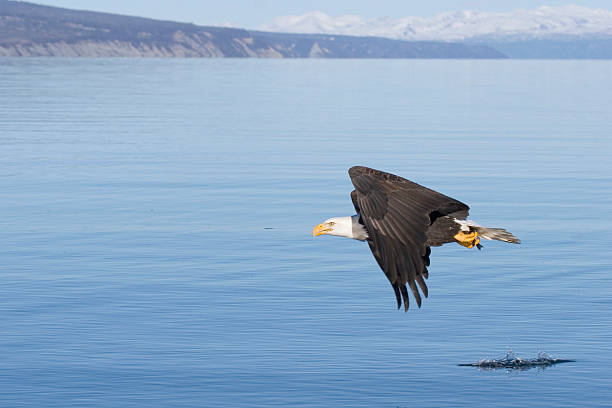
[349,166,469,310]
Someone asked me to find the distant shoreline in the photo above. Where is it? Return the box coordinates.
[3,1,612,58]
[0,1,505,59]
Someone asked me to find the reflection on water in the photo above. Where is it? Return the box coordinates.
[1,59,611,407]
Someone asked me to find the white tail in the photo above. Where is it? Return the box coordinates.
[473,226,520,244]
[455,219,521,244]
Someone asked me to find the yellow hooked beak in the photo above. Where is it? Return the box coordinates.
[313,223,332,237]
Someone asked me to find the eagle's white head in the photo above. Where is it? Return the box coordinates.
[312,215,368,241]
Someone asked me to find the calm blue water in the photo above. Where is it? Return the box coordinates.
[1,58,611,407]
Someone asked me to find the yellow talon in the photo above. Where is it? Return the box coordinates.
[454,231,479,249]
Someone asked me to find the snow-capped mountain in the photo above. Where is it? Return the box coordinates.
[258,6,612,41]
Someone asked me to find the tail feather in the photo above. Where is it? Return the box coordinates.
[474,226,520,244]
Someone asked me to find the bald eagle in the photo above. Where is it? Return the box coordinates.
[313,166,520,311]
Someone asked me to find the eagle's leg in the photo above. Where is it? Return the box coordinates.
[454,231,480,249]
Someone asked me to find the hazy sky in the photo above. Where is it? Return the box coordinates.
[36,1,612,28]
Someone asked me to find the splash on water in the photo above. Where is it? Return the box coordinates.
[459,351,574,371]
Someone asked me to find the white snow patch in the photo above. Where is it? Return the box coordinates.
[258,6,612,41]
